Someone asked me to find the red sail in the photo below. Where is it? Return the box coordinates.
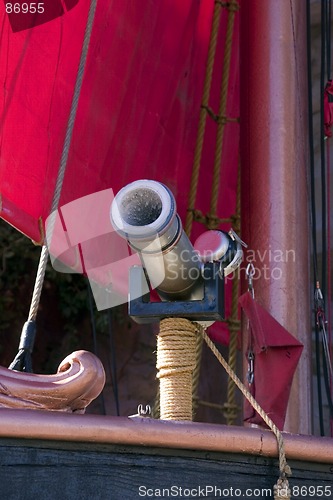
[0,0,239,342]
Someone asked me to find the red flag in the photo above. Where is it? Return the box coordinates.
[239,291,303,430]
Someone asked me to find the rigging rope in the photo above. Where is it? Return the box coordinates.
[183,0,240,424]
[157,318,292,497]
[107,309,120,417]
[87,282,106,415]
[208,1,238,228]
[185,0,223,237]
[9,0,98,372]
[223,166,241,425]
[202,329,292,499]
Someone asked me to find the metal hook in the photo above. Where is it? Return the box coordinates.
[137,404,151,417]
[129,404,152,418]
[246,262,255,297]
[247,351,255,385]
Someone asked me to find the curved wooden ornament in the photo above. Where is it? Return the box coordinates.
[0,350,105,413]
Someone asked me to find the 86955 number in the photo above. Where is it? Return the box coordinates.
[5,3,45,14]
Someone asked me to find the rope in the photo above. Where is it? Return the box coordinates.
[9,0,98,372]
[189,210,236,228]
[151,385,160,419]
[192,324,204,416]
[157,318,197,420]
[183,1,240,423]
[223,165,241,424]
[224,314,240,423]
[209,0,238,227]
[273,477,291,500]
[202,329,292,495]
[185,1,224,237]
[185,1,240,235]
[27,245,50,321]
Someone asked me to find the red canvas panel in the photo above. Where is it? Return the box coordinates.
[0,0,239,342]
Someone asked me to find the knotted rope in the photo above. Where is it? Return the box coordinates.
[156,318,198,421]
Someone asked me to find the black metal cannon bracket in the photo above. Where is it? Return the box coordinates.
[128,262,224,324]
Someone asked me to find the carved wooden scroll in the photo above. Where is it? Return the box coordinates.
[0,350,105,413]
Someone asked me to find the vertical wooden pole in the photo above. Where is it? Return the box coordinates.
[240,0,311,434]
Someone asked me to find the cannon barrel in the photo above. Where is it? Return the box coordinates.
[110,180,202,300]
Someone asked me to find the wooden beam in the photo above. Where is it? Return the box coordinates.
[240,0,312,434]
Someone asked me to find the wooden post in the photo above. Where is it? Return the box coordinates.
[240,0,311,434]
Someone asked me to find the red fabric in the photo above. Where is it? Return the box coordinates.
[239,291,303,430]
[0,0,239,342]
[324,80,333,137]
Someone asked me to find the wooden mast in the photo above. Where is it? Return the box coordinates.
[240,0,311,434]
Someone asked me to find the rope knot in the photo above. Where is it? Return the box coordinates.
[215,1,240,12]
[206,212,223,229]
[222,401,239,421]
[273,477,291,500]
[226,317,241,333]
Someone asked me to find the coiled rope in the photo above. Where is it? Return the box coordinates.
[156,318,198,421]
[9,0,98,372]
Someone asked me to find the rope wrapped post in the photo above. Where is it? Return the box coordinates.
[157,318,198,421]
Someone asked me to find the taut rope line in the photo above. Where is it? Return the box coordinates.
[9,0,98,372]
[202,328,292,499]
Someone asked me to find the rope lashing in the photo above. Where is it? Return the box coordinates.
[157,318,198,421]
[202,329,292,498]
[9,0,98,372]
[200,106,239,124]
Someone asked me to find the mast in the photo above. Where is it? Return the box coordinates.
[240,0,311,434]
